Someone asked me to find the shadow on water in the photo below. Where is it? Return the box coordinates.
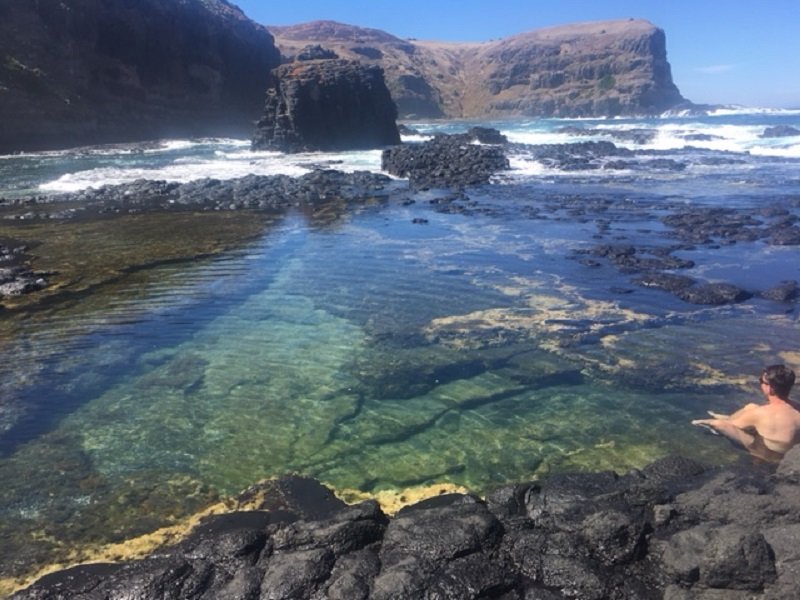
[0,216,311,457]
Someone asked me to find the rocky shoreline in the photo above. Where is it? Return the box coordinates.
[2,131,799,312]
[11,449,800,599]
[0,132,798,598]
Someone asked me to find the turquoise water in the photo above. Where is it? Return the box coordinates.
[1,112,799,584]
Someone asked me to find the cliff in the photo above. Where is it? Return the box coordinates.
[0,0,281,154]
[252,58,400,152]
[269,19,689,119]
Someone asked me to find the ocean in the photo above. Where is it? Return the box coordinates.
[1,108,799,587]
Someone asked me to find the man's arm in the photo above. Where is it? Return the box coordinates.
[692,417,758,450]
[692,404,763,450]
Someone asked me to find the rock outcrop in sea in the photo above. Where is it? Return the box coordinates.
[13,449,800,599]
[0,0,281,153]
[251,58,400,152]
[269,19,690,119]
[381,130,510,189]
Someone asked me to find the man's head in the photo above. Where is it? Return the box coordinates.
[760,364,796,399]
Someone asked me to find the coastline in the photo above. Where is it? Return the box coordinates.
[9,449,800,598]
[0,121,797,597]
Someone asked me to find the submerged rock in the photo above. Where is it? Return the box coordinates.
[0,265,48,298]
[14,450,800,599]
[760,280,799,303]
[677,283,753,305]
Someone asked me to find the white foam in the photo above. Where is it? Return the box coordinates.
[504,130,575,145]
[400,134,434,142]
[750,143,800,158]
[39,144,386,193]
[707,106,800,117]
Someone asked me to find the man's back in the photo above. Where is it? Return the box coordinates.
[752,401,800,454]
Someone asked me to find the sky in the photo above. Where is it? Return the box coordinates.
[233,0,800,109]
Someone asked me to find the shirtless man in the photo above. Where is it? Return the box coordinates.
[692,364,800,462]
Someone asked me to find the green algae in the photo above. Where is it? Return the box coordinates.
[0,210,273,312]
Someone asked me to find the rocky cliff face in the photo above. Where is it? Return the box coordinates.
[251,58,400,152]
[269,19,689,119]
[0,0,281,153]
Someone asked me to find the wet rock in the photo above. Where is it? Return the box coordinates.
[556,126,657,144]
[662,208,765,244]
[635,272,696,292]
[15,453,800,600]
[760,280,799,302]
[645,158,687,171]
[682,133,723,142]
[467,126,508,145]
[9,170,405,219]
[0,265,48,298]
[760,125,800,138]
[511,140,634,171]
[767,225,800,246]
[586,244,694,273]
[397,124,422,136]
[676,283,752,305]
[658,525,776,591]
[382,133,510,189]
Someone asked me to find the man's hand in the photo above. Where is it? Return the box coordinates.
[692,419,720,435]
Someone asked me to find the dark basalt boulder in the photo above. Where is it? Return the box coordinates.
[760,280,799,302]
[251,59,401,152]
[635,272,696,292]
[768,225,800,246]
[677,282,753,305]
[468,126,508,145]
[760,125,800,138]
[14,449,800,600]
[0,266,49,298]
[381,133,510,189]
[0,0,282,154]
[584,244,695,274]
[556,126,657,145]
[0,170,405,220]
[514,140,635,171]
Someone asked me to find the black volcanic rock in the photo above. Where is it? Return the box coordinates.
[760,280,799,302]
[0,0,282,154]
[14,449,800,599]
[270,19,690,119]
[677,282,753,305]
[760,125,800,138]
[381,133,510,189]
[251,59,400,152]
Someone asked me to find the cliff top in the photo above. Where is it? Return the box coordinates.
[268,18,658,47]
[267,19,404,44]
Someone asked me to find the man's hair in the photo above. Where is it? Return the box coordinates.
[761,364,796,399]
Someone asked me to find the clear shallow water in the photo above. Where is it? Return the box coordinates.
[1,111,800,585]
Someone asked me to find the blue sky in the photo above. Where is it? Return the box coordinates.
[233,0,799,109]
